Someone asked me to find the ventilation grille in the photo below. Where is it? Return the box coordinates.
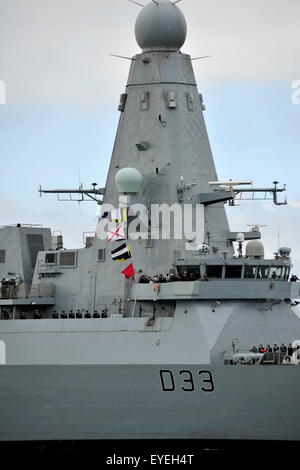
[59,251,76,267]
[0,250,5,263]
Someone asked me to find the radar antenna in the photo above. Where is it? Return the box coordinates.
[208,180,287,206]
[247,224,267,232]
[128,0,144,6]
[39,183,105,205]
[110,54,136,61]
[191,56,213,61]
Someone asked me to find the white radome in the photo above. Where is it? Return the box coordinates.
[198,244,210,255]
[135,0,187,51]
[115,168,143,194]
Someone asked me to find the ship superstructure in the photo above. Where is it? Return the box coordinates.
[0,0,300,442]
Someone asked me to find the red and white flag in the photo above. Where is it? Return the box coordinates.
[107,224,126,242]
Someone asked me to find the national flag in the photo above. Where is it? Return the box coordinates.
[107,224,126,242]
[98,208,127,223]
[120,263,135,279]
[111,243,132,262]
[111,208,127,223]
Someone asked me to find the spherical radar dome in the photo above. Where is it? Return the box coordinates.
[135,0,187,51]
[246,240,265,259]
[115,168,143,194]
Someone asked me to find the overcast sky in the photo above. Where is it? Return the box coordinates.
[0,0,300,271]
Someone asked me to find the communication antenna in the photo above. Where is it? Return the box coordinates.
[110,54,135,61]
[247,224,266,232]
[128,0,144,6]
[236,232,245,258]
[191,55,213,61]
[209,181,253,193]
[276,206,281,249]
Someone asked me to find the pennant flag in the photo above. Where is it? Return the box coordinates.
[107,224,126,242]
[111,208,127,223]
[98,208,128,223]
[121,263,135,279]
[111,243,132,262]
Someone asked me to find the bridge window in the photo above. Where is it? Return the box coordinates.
[284,267,290,280]
[45,253,56,264]
[225,266,242,278]
[269,267,283,279]
[257,266,269,279]
[206,265,223,278]
[244,266,257,279]
[177,267,200,278]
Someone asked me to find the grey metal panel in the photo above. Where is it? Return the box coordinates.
[0,364,299,441]
[0,297,55,306]
[132,280,294,300]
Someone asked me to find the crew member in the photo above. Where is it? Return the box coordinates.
[280,343,287,353]
[33,310,41,319]
[76,310,82,319]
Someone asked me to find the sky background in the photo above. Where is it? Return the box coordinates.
[0,0,299,271]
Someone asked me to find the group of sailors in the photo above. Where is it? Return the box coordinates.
[1,276,23,298]
[250,343,298,356]
[139,271,202,284]
[139,273,300,284]
[19,309,109,320]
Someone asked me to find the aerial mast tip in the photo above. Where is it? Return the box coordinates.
[128,0,144,6]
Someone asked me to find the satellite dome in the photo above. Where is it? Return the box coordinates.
[245,240,265,259]
[135,0,187,51]
[278,247,291,258]
[115,168,143,194]
[198,243,210,255]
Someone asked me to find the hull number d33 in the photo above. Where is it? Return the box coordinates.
[159,369,215,393]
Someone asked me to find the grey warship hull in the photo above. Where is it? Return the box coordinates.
[1,0,300,445]
[1,302,300,442]
[1,364,299,442]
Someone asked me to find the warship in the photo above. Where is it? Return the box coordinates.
[0,0,300,443]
